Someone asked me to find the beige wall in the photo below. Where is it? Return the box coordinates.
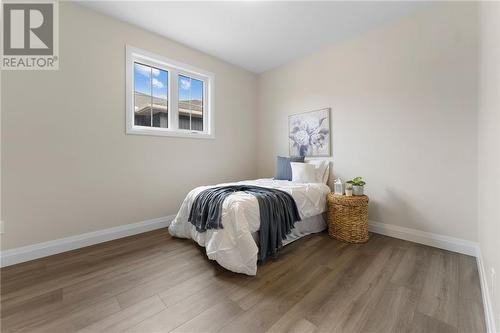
[0,2,486,253]
[257,2,479,241]
[1,3,258,249]
[478,1,500,328]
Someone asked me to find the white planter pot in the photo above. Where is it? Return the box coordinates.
[353,185,364,196]
[345,189,353,196]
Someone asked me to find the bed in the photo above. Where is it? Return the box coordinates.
[168,177,331,275]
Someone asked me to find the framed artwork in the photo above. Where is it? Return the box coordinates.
[288,108,331,157]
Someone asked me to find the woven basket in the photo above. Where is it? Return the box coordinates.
[327,193,369,243]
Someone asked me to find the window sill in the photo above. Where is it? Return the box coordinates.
[126,126,215,139]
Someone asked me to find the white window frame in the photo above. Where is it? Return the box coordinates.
[126,45,215,139]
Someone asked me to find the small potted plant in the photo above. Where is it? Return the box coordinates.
[348,177,366,196]
[345,182,353,196]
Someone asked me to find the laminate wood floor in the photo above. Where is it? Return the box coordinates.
[1,230,486,333]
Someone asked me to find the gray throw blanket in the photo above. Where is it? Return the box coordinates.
[188,185,301,263]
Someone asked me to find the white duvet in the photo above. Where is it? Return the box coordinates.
[168,178,331,275]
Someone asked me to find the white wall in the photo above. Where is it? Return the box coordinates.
[1,2,258,250]
[257,2,479,241]
[478,1,500,330]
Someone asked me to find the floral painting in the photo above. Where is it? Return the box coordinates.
[289,108,331,157]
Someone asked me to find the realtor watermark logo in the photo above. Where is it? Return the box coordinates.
[1,0,59,70]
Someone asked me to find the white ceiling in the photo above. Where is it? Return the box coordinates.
[79,1,425,73]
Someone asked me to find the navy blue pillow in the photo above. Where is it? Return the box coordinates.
[275,156,305,181]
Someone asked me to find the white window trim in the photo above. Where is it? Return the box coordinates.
[126,45,215,139]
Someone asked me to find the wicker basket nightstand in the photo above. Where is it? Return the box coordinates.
[327,193,369,243]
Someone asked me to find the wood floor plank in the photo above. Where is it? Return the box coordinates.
[6,296,121,333]
[315,244,406,332]
[264,243,364,332]
[171,299,243,333]
[458,254,487,333]
[458,254,483,301]
[271,318,317,333]
[409,312,458,333]
[227,237,324,305]
[76,295,166,333]
[390,242,432,291]
[127,275,240,332]
[1,247,167,302]
[119,265,217,309]
[156,269,225,308]
[232,246,332,311]
[1,231,172,295]
[218,265,332,333]
[0,288,63,319]
[359,283,418,333]
[0,229,486,333]
[317,240,401,328]
[1,249,199,329]
[416,250,460,327]
[62,249,205,305]
[458,299,486,333]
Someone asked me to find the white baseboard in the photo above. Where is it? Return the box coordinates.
[476,247,498,333]
[0,215,175,267]
[368,220,478,257]
[1,217,479,267]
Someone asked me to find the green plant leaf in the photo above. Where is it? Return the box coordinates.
[348,177,365,186]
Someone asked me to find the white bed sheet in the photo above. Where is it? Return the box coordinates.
[168,178,331,275]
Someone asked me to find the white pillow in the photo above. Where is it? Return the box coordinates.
[290,162,318,183]
[307,160,330,184]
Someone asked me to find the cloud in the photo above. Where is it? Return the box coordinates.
[135,64,150,77]
[180,77,191,90]
[135,63,161,77]
[152,78,164,89]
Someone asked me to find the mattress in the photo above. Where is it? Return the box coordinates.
[168,178,331,275]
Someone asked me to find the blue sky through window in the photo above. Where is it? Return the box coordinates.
[134,63,203,102]
[179,75,203,102]
[134,63,168,99]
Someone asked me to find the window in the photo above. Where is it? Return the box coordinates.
[126,46,215,138]
[178,75,204,131]
[134,63,168,128]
